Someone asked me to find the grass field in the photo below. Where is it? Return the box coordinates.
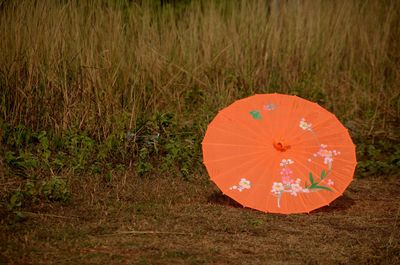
[1,0,400,264]
[1,175,400,264]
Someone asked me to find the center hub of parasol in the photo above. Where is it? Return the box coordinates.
[273,140,291,152]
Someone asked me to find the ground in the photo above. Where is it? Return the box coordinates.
[1,174,399,265]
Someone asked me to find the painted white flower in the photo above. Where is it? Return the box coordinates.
[280,159,294,167]
[302,188,310,193]
[271,182,284,195]
[295,178,301,184]
[291,183,303,193]
[230,178,251,192]
[327,179,334,186]
[239,178,251,190]
[299,118,312,131]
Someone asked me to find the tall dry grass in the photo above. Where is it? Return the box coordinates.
[0,0,399,140]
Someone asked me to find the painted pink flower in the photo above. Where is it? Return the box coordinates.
[311,144,340,168]
[280,168,293,175]
[318,149,332,157]
[324,156,333,165]
[327,179,334,186]
[282,176,294,185]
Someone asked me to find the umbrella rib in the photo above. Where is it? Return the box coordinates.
[293,129,352,146]
[314,189,331,209]
[288,158,313,212]
[291,153,354,206]
[290,161,332,210]
[219,101,278,145]
[286,109,348,147]
[203,149,269,163]
[281,95,300,141]
[335,165,355,178]
[299,155,355,186]
[264,155,285,212]
[286,149,356,165]
[205,125,263,145]
[233,94,276,141]
[206,154,265,181]
[284,98,315,145]
[311,114,344,131]
[214,152,276,202]
[334,171,354,190]
[326,157,357,165]
[291,145,356,151]
[314,131,352,141]
[236,154,272,209]
[202,143,269,148]
[298,188,309,214]
[218,112,266,142]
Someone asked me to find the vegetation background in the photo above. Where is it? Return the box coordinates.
[1,0,399,264]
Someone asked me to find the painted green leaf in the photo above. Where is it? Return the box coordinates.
[309,172,314,184]
[321,169,326,180]
[314,185,332,191]
[249,110,262,120]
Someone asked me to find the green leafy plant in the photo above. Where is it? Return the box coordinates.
[356,140,400,177]
[7,180,40,210]
[41,177,70,202]
[7,190,24,210]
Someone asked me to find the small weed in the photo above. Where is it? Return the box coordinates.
[247,219,264,228]
[137,147,153,177]
[64,133,96,173]
[6,177,70,210]
[7,190,24,210]
[6,180,38,210]
[41,177,70,202]
[356,140,400,177]
[132,112,201,179]
[5,150,39,178]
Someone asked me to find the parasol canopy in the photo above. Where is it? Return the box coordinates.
[202,94,357,214]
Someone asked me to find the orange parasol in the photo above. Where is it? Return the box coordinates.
[202,94,357,214]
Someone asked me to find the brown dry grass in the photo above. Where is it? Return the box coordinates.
[1,172,399,264]
[1,0,399,140]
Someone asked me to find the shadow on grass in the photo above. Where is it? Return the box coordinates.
[207,191,242,208]
[208,191,355,214]
[311,194,355,213]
